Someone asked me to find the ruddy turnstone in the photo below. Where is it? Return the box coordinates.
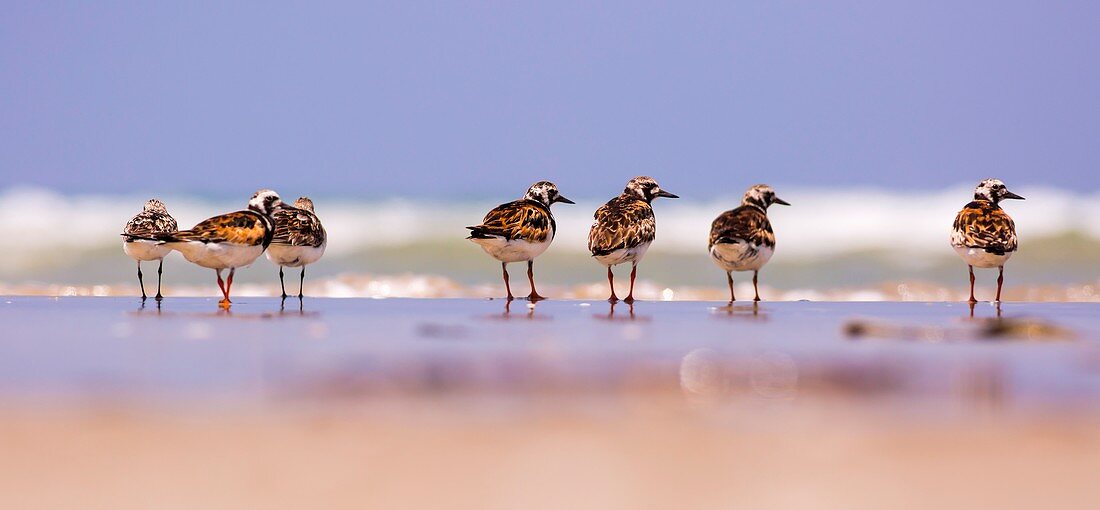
[708,184,789,303]
[151,189,281,307]
[120,198,178,301]
[588,176,678,303]
[266,197,327,299]
[951,179,1024,303]
[467,181,574,301]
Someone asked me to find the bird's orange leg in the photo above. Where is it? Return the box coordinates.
[624,263,637,304]
[753,271,761,302]
[607,266,618,303]
[968,265,977,304]
[502,262,513,301]
[216,269,229,306]
[526,260,545,301]
[995,266,1004,303]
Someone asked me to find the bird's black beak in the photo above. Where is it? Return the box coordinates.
[1003,191,1025,200]
[772,197,791,206]
[554,195,575,205]
[655,190,679,199]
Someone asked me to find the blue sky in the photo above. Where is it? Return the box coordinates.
[2,1,1098,198]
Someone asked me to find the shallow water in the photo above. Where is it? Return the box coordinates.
[2,297,1098,412]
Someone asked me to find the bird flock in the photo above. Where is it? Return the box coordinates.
[122,177,1024,307]
[122,190,326,307]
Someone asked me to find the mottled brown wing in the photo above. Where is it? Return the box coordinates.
[169,211,268,246]
[588,197,655,256]
[708,206,774,249]
[467,200,553,243]
[952,201,1018,254]
[272,207,326,247]
[122,211,178,238]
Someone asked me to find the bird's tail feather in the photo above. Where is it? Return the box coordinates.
[466,226,499,240]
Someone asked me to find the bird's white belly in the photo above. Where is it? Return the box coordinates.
[471,237,551,263]
[594,242,651,267]
[122,240,171,261]
[953,246,1013,269]
[266,242,327,267]
[171,242,265,269]
[710,241,773,272]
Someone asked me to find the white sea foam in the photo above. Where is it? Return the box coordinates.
[2,185,1099,274]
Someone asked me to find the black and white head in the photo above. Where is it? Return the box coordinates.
[974,179,1025,204]
[742,184,790,210]
[294,197,316,212]
[248,189,284,216]
[524,181,574,207]
[624,176,679,203]
[143,198,169,214]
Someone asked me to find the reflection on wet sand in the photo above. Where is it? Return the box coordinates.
[10,297,1097,405]
[594,301,648,321]
[130,302,321,320]
[709,301,767,321]
[137,298,163,314]
[129,295,327,319]
[280,296,305,315]
[280,300,322,318]
[968,300,1003,318]
[490,299,548,320]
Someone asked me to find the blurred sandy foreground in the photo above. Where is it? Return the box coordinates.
[1,397,1097,510]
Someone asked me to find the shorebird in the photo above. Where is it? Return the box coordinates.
[467,181,574,301]
[151,189,281,307]
[588,176,678,303]
[708,184,789,303]
[266,197,327,299]
[951,179,1024,303]
[121,199,178,300]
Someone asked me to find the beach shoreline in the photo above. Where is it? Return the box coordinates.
[3,275,1099,302]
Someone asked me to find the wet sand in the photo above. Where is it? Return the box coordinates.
[1,297,1099,508]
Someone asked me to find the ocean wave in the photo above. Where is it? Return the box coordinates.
[3,185,1099,274]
